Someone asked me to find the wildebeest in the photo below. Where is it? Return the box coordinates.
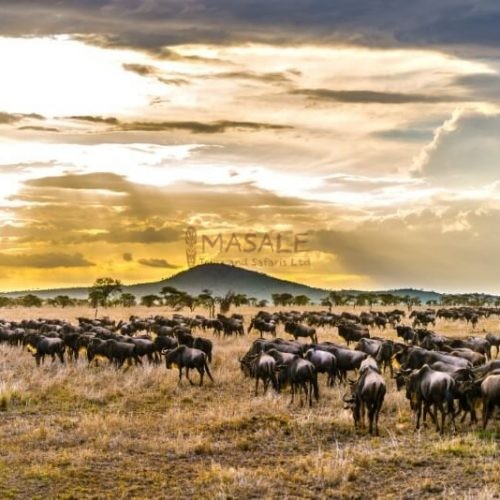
[337,322,369,346]
[480,370,500,429]
[25,334,65,366]
[485,333,500,358]
[240,351,278,395]
[304,348,337,386]
[277,356,319,407]
[405,364,456,434]
[163,345,214,386]
[87,338,142,368]
[248,317,277,338]
[343,365,386,435]
[284,322,317,343]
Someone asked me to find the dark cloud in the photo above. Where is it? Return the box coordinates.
[207,71,293,84]
[67,115,120,125]
[122,252,133,262]
[138,258,179,269]
[117,120,292,133]
[26,172,130,192]
[0,112,45,124]
[3,1,500,55]
[290,88,467,104]
[122,63,190,85]
[63,115,291,133]
[18,126,60,132]
[0,252,95,268]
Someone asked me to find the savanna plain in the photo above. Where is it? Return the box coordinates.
[0,306,498,499]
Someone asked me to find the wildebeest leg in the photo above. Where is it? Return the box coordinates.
[58,350,65,364]
[255,377,259,396]
[289,384,295,405]
[35,354,41,367]
[482,399,491,429]
[198,367,204,387]
[360,401,366,429]
[51,353,56,363]
[415,400,422,430]
[178,367,183,385]
[185,368,195,386]
[368,403,375,435]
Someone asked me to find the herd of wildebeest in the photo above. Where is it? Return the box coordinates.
[0,305,499,435]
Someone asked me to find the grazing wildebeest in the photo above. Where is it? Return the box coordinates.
[405,364,456,434]
[304,348,337,386]
[343,365,386,435]
[87,338,141,368]
[25,334,65,366]
[315,345,367,382]
[277,356,319,407]
[163,345,214,386]
[240,351,278,396]
[284,322,317,343]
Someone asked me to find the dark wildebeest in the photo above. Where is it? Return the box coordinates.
[481,370,500,429]
[26,334,65,366]
[396,325,415,344]
[248,318,277,338]
[405,364,456,434]
[343,365,386,435]
[337,322,369,346]
[284,322,317,343]
[304,348,337,386]
[87,338,142,368]
[485,333,500,358]
[163,345,214,386]
[277,356,319,407]
[240,351,278,396]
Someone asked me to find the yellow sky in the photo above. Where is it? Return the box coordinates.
[1,35,500,293]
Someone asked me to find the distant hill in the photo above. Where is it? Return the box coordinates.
[0,263,453,303]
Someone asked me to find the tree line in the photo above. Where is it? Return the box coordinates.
[1,278,499,313]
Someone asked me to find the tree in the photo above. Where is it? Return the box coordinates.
[140,294,161,307]
[0,297,14,308]
[197,289,216,317]
[88,277,122,315]
[219,291,235,314]
[119,293,136,307]
[50,295,75,308]
[256,299,268,308]
[19,294,43,307]
[294,294,310,306]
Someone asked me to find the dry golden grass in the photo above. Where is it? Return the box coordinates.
[0,305,498,499]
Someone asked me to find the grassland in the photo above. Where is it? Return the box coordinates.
[0,306,498,499]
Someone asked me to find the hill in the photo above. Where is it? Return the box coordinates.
[0,263,449,303]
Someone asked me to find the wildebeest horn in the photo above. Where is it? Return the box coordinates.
[161,348,172,355]
[347,378,357,385]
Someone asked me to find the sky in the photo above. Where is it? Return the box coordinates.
[1,1,500,293]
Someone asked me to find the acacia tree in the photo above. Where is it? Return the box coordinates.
[294,294,310,306]
[88,277,122,316]
[19,294,43,307]
[197,289,216,317]
[140,294,161,307]
[119,293,136,307]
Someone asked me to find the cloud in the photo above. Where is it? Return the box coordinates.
[18,126,60,132]
[290,88,467,104]
[122,252,133,262]
[91,227,180,244]
[0,111,44,124]
[64,115,291,133]
[122,63,190,86]
[117,120,292,133]
[26,172,130,192]
[0,252,95,268]
[138,258,179,269]
[67,115,120,125]
[413,110,500,186]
